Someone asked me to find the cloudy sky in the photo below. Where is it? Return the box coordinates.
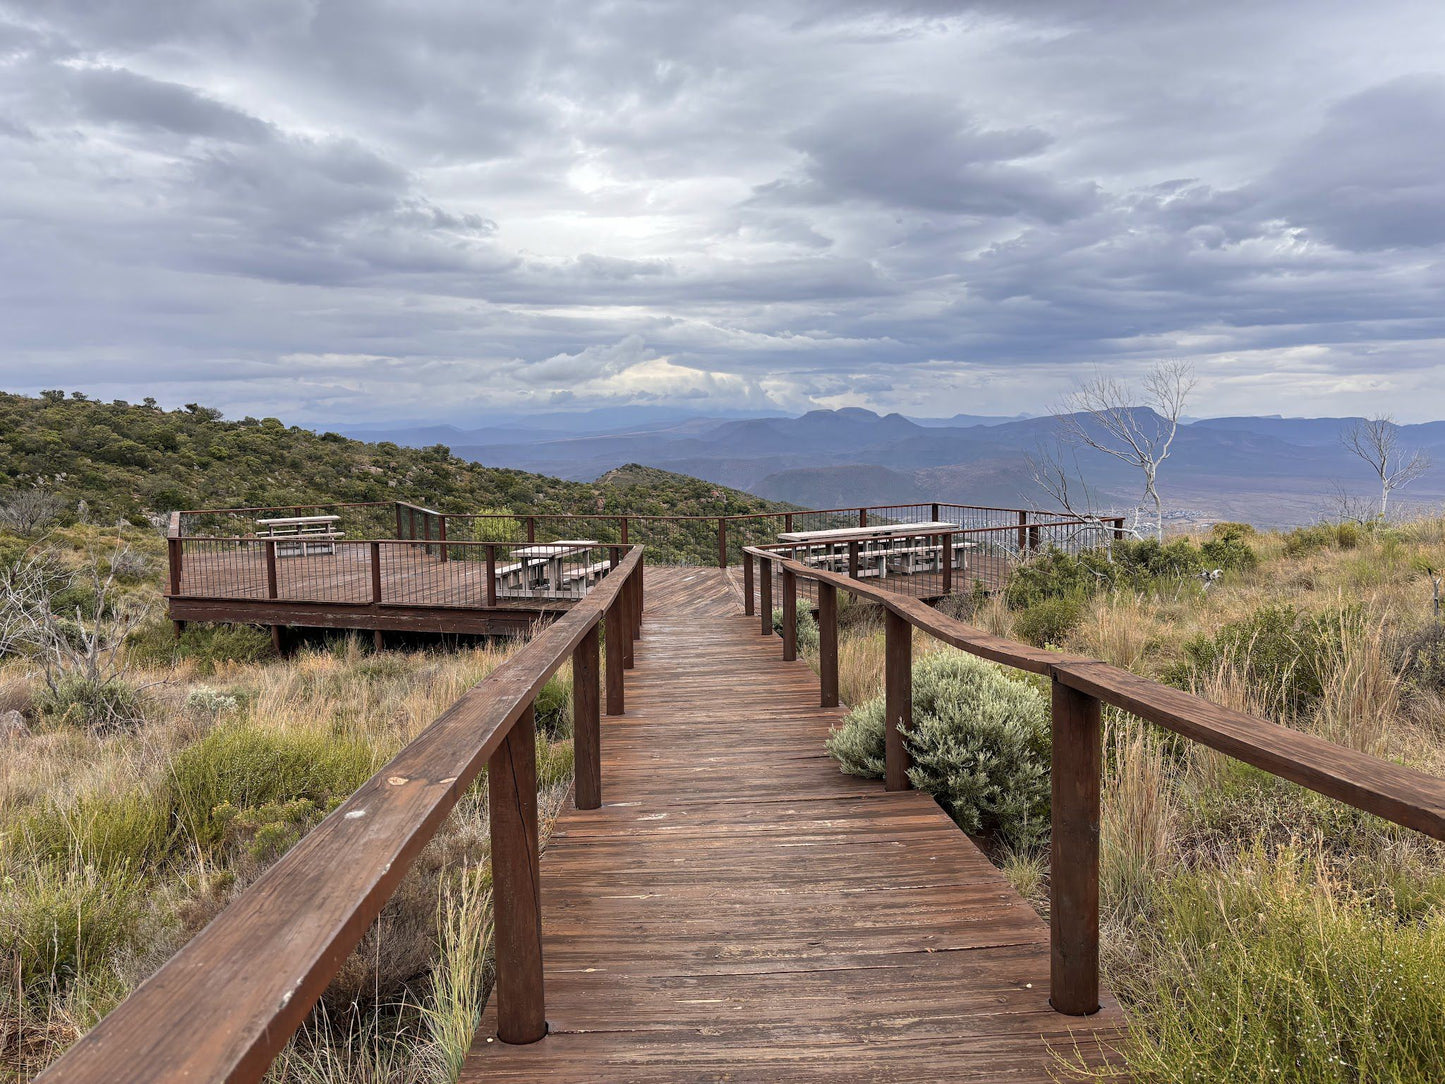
[3,1,1445,425]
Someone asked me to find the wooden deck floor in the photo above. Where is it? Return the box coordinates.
[463,566,1122,1082]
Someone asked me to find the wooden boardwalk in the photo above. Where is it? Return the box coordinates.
[463,566,1122,1082]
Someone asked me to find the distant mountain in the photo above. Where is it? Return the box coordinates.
[404,406,1445,528]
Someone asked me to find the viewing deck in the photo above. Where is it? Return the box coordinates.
[464,567,1123,1080]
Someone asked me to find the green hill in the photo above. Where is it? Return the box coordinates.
[0,391,790,531]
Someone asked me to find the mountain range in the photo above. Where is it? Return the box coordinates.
[336,409,1445,528]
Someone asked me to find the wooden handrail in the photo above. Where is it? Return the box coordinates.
[41,548,645,1084]
[749,544,1445,1015]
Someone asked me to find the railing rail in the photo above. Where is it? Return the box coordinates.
[745,545,1445,1016]
[42,548,645,1083]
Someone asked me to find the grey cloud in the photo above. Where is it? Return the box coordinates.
[70,66,273,141]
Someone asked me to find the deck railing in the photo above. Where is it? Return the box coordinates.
[744,544,1445,1016]
[171,499,1123,575]
[41,548,645,1083]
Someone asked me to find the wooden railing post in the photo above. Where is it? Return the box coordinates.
[859,507,868,528]
[1028,524,1040,553]
[605,593,626,716]
[620,517,629,546]
[394,502,405,539]
[781,566,797,662]
[941,531,953,595]
[489,704,545,1044]
[609,543,620,570]
[265,539,278,599]
[784,513,794,532]
[438,514,448,563]
[167,538,183,596]
[370,541,382,604]
[526,516,536,544]
[818,580,838,708]
[1113,516,1127,540]
[486,546,498,607]
[931,502,940,521]
[758,556,773,635]
[1050,678,1101,1016]
[847,540,859,580]
[717,518,728,568]
[574,625,601,810]
[620,572,635,671]
[630,562,643,640]
[1017,510,1028,552]
[884,608,912,791]
[743,552,755,617]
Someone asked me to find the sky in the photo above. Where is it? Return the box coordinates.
[3,0,1445,425]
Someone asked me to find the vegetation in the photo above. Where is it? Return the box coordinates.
[816,513,1445,1083]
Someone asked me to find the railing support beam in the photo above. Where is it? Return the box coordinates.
[743,552,755,617]
[605,592,626,716]
[884,608,912,791]
[574,624,601,810]
[1050,678,1101,1016]
[781,566,797,662]
[758,556,773,635]
[490,704,546,1044]
[818,581,838,708]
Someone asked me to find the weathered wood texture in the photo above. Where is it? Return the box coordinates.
[463,566,1122,1081]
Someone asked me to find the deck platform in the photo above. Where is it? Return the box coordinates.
[463,566,1122,1082]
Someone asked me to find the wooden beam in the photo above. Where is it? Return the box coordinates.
[884,608,912,791]
[817,580,838,708]
[574,624,601,809]
[606,592,626,716]
[758,556,772,636]
[781,566,797,662]
[742,552,754,617]
[1050,678,1101,1016]
[490,704,545,1044]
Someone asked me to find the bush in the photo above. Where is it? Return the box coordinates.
[826,651,1051,847]
[1199,523,1258,572]
[11,790,174,873]
[772,606,820,655]
[1013,595,1087,647]
[1114,537,1206,579]
[1171,605,1348,717]
[0,862,148,991]
[38,674,145,731]
[167,725,377,853]
[1283,520,1368,557]
[1004,547,1117,609]
[127,621,275,674]
[1111,850,1445,1083]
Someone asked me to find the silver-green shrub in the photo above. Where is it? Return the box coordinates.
[825,650,1051,847]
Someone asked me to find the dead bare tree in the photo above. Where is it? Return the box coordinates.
[0,487,64,536]
[1042,360,1195,541]
[1342,414,1430,518]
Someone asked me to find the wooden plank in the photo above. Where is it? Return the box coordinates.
[464,568,1122,1081]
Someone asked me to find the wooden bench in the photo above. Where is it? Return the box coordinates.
[256,515,343,558]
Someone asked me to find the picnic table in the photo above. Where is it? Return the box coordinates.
[775,521,969,580]
[256,515,342,558]
[496,541,605,599]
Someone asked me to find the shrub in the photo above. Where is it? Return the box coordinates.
[127,621,275,674]
[1105,850,1445,1083]
[1283,520,1368,557]
[0,862,148,991]
[1210,521,1256,538]
[1199,525,1258,572]
[167,725,377,853]
[826,651,1051,847]
[11,790,174,872]
[38,674,145,731]
[1004,546,1117,609]
[1170,604,1347,718]
[1013,595,1087,647]
[1114,537,1206,580]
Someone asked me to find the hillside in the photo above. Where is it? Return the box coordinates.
[0,391,789,525]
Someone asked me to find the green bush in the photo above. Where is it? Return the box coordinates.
[1013,595,1087,647]
[1111,850,1445,1083]
[1170,605,1348,717]
[1283,520,1369,557]
[10,790,174,873]
[533,673,572,738]
[38,674,145,731]
[127,621,276,674]
[826,651,1051,847]
[772,606,820,655]
[1115,537,1206,579]
[1004,546,1117,609]
[167,725,377,853]
[1199,524,1258,572]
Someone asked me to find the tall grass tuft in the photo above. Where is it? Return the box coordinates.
[1101,715,1176,916]
[424,864,494,1080]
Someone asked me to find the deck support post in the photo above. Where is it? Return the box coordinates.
[620,572,635,671]
[265,539,278,600]
[758,556,772,635]
[486,546,498,607]
[270,624,285,656]
[884,608,912,791]
[490,704,546,1044]
[372,629,384,652]
[817,581,838,708]
[605,594,626,716]
[781,566,797,662]
[743,552,755,617]
[1050,678,1101,1017]
[574,624,601,810]
[942,531,953,595]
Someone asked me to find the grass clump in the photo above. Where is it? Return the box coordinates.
[37,674,146,731]
[827,650,1050,848]
[1089,850,1445,1084]
[127,621,276,674]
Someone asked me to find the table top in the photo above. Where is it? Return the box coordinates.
[256,515,341,526]
[776,521,960,543]
[514,540,600,558]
